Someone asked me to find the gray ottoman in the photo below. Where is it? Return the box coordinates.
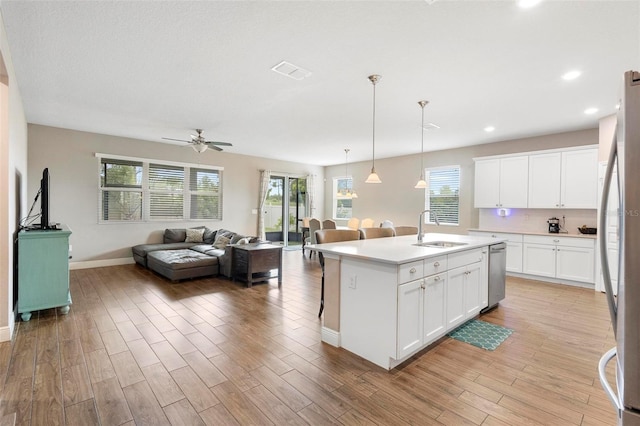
[147,249,219,281]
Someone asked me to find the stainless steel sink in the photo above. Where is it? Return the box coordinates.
[413,241,468,248]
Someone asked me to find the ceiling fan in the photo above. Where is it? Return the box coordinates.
[162,129,233,153]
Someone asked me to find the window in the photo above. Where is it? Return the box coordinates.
[333,177,353,219]
[98,155,223,222]
[425,166,460,225]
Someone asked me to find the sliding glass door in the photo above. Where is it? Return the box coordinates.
[264,175,307,247]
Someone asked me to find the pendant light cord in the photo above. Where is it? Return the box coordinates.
[372,82,376,169]
[420,104,424,176]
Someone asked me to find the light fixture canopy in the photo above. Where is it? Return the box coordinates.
[365,74,382,184]
[415,100,429,189]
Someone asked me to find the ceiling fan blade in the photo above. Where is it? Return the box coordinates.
[205,141,233,146]
[207,145,223,152]
[162,137,191,143]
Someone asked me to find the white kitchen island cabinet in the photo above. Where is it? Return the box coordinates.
[310,234,498,370]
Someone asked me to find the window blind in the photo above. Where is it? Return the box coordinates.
[149,164,184,219]
[426,166,460,225]
[189,168,221,220]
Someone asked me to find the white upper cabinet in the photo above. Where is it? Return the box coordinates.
[474,156,528,208]
[528,148,598,209]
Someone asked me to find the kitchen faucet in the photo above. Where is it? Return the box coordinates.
[418,209,440,242]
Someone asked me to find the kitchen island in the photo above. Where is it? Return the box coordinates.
[310,233,503,370]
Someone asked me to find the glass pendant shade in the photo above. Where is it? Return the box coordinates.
[193,143,208,153]
[366,169,382,184]
[415,100,429,189]
[340,148,360,197]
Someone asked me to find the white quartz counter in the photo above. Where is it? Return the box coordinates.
[467,228,596,240]
[308,233,502,265]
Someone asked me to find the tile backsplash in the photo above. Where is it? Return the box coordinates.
[477,208,597,236]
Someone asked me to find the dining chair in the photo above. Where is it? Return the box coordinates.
[347,217,360,230]
[322,219,336,229]
[359,227,394,239]
[380,219,394,228]
[315,229,360,317]
[361,218,375,228]
[303,218,321,258]
[393,225,419,236]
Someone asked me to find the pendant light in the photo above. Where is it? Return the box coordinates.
[365,74,382,184]
[336,149,358,199]
[415,100,429,189]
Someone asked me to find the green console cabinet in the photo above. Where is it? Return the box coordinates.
[18,225,72,321]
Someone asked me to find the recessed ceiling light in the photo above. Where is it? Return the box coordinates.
[562,70,582,81]
[518,0,542,8]
[584,107,599,115]
[484,126,495,132]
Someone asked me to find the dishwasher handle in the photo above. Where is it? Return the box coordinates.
[490,243,506,252]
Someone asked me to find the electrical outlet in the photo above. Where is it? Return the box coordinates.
[349,275,357,289]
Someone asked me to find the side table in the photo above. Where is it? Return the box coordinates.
[231,243,283,288]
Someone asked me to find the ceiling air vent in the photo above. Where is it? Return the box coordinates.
[271,61,312,80]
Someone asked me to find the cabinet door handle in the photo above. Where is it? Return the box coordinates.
[491,234,496,238]
[434,276,441,281]
[420,283,425,290]
[433,262,440,267]
[410,267,416,273]
[556,204,559,207]
[553,239,559,243]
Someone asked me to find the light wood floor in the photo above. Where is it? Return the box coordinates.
[0,250,618,425]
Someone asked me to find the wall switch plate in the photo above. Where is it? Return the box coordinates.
[349,275,357,289]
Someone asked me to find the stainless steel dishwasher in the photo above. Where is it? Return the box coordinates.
[482,242,506,313]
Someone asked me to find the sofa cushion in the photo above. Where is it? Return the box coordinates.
[148,249,218,270]
[189,245,225,257]
[191,226,216,244]
[185,228,205,243]
[164,228,187,243]
[213,235,231,249]
[132,242,198,267]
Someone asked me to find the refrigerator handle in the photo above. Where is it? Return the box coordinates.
[598,346,622,416]
[599,126,618,336]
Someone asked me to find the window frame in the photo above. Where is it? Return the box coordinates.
[332,176,354,220]
[424,165,461,227]
[96,153,223,224]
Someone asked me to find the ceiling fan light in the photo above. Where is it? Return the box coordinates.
[193,143,208,153]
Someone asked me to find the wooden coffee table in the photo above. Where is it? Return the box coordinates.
[231,243,283,287]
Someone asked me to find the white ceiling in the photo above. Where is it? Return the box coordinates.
[1,1,639,166]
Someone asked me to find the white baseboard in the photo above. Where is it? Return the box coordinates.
[0,316,15,342]
[70,257,135,270]
[508,272,595,289]
[321,327,341,347]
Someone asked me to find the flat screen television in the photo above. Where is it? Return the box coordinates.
[40,167,50,229]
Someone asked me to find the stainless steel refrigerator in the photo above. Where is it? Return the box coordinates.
[599,70,640,425]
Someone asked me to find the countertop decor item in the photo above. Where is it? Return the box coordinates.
[578,226,597,234]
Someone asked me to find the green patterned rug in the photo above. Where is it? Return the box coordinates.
[448,320,513,351]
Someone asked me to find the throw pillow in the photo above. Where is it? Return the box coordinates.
[185,228,205,243]
[213,235,231,249]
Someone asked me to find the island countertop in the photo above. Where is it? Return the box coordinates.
[308,232,503,265]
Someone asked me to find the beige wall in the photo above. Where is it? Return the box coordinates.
[323,128,598,232]
[0,9,28,341]
[599,114,617,162]
[27,124,324,264]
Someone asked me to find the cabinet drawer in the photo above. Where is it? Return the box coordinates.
[398,260,424,284]
[523,234,594,248]
[469,231,523,243]
[448,249,483,270]
[424,255,447,276]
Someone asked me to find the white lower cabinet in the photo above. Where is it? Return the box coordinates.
[397,279,424,359]
[446,261,482,329]
[522,235,595,283]
[468,231,523,273]
[396,274,447,360]
[395,248,485,363]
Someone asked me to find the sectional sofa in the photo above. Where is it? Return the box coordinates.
[132,227,259,281]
